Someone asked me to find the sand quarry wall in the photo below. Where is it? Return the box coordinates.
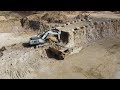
[1,15,120,50]
[20,16,120,51]
[72,18,120,48]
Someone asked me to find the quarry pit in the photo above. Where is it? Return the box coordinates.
[0,11,120,79]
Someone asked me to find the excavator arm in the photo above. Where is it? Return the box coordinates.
[41,30,61,41]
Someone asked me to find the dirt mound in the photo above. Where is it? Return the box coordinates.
[12,11,44,17]
[62,11,96,14]
[20,17,50,33]
[41,12,68,23]
[112,11,120,14]
[74,13,91,20]
[62,11,81,14]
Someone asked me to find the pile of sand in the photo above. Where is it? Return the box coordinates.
[41,12,68,23]
[20,17,50,33]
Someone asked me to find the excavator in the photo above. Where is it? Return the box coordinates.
[29,28,62,46]
[29,28,71,60]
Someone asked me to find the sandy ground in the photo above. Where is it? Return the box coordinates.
[0,33,31,48]
[0,11,120,79]
[66,36,120,79]
[0,32,120,79]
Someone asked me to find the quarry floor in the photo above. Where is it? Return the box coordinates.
[0,11,120,79]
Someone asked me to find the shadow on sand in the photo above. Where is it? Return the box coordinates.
[45,48,64,60]
[22,43,37,48]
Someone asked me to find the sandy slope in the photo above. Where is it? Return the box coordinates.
[66,36,120,79]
